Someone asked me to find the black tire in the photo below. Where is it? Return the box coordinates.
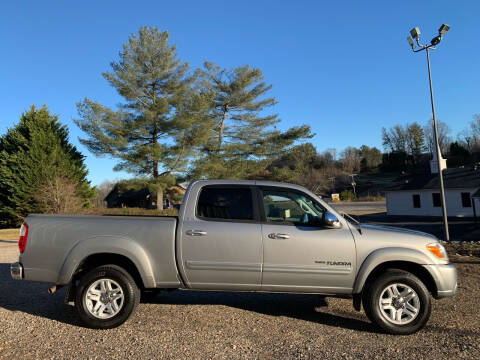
[363,269,431,335]
[74,265,140,329]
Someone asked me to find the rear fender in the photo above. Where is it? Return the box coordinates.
[57,235,155,288]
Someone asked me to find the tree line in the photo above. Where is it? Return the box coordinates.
[0,26,313,226]
[1,26,479,227]
[381,117,480,171]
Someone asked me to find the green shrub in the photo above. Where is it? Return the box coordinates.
[340,190,356,201]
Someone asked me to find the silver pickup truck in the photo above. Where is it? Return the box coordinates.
[11,180,457,334]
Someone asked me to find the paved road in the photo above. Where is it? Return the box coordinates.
[1,243,479,359]
[357,213,480,242]
[329,201,386,215]
[328,201,479,242]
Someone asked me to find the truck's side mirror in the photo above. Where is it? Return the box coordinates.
[323,212,341,229]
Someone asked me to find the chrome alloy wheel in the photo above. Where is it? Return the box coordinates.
[378,283,420,325]
[85,279,125,319]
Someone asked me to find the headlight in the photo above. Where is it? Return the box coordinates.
[426,242,448,260]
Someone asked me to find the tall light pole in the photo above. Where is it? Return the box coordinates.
[407,24,450,241]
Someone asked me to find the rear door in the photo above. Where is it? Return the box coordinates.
[259,186,356,294]
[180,185,263,290]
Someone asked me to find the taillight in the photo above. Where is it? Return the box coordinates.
[19,222,29,253]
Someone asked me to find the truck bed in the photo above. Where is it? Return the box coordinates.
[20,214,181,288]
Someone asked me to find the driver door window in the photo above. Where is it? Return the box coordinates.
[262,189,325,226]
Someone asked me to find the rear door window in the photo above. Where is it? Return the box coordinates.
[196,186,254,221]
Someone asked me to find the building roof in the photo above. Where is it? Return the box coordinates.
[386,167,480,192]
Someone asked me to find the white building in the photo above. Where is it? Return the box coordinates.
[386,167,480,217]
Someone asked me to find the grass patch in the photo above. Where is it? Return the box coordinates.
[356,195,385,202]
[0,228,19,241]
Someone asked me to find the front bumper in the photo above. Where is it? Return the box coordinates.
[423,263,457,298]
[10,262,23,280]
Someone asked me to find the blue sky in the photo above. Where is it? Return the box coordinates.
[1,1,479,185]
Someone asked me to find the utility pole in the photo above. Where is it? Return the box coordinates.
[349,174,357,199]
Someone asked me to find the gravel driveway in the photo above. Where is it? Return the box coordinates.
[1,242,479,359]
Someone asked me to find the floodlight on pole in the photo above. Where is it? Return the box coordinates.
[407,36,415,50]
[430,36,442,46]
[410,27,421,39]
[430,24,450,46]
[438,24,450,34]
[406,24,451,241]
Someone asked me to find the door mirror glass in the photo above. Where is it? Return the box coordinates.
[323,212,341,229]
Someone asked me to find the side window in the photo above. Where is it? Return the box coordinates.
[461,192,471,208]
[412,194,421,208]
[262,189,325,226]
[432,193,441,207]
[196,187,254,221]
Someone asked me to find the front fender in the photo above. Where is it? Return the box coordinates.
[353,247,433,294]
[57,235,155,287]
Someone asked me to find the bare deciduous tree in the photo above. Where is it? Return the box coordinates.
[382,125,407,153]
[93,180,115,208]
[34,176,84,214]
[469,114,480,148]
[340,147,361,173]
[423,120,451,156]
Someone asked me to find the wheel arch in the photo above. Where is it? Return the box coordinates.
[65,252,146,303]
[58,235,156,289]
[353,248,438,297]
[360,261,437,297]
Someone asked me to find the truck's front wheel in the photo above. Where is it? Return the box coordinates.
[74,265,140,329]
[363,269,431,335]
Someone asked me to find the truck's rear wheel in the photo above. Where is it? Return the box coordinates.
[74,265,140,329]
[363,269,431,335]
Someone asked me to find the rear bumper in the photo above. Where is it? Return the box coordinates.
[423,263,457,299]
[10,262,23,280]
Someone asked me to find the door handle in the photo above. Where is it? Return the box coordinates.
[186,229,207,236]
[268,233,290,239]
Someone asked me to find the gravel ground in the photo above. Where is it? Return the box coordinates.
[1,243,479,360]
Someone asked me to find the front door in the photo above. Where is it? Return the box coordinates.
[180,185,263,290]
[259,187,356,294]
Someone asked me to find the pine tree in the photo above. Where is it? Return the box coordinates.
[406,122,425,161]
[75,27,210,207]
[191,62,312,179]
[0,105,95,227]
